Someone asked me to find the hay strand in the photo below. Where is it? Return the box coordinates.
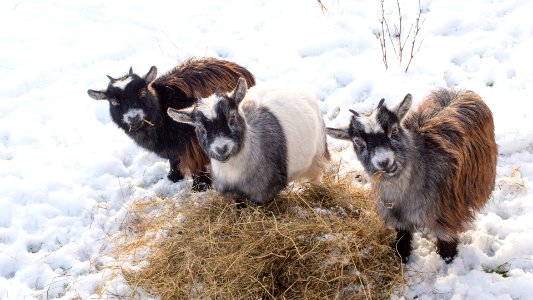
[113,172,403,299]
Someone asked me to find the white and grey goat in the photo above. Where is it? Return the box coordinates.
[167,78,330,204]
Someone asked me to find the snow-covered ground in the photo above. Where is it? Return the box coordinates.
[1,0,533,298]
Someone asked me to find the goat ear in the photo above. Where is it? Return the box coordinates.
[167,107,196,125]
[377,98,385,109]
[326,127,351,141]
[106,75,116,82]
[394,93,412,120]
[87,89,108,100]
[348,109,360,117]
[144,66,157,83]
[233,77,248,105]
[214,87,223,99]
[193,91,203,102]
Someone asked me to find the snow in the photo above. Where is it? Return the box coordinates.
[1,0,533,298]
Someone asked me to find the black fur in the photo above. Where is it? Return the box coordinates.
[436,239,458,264]
[394,230,413,263]
[88,69,210,190]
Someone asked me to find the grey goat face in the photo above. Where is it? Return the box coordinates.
[167,77,248,162]
[87,67,159,132]
[327,94,413,176]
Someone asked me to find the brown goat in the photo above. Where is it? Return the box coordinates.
[327,89,497,263]
[406,90,498,242]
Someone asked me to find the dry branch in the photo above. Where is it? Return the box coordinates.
[377,0,426,72]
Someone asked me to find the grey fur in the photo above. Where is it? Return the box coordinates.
[328,90,497,263]
[168,78,288,204]
[213,104,288,204]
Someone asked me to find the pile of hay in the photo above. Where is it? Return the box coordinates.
[113,172,403,299]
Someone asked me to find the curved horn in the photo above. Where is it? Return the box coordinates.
[348,109,359,117]
[193,91,203,102]
[214,86,224,99]
[377,98,385,109]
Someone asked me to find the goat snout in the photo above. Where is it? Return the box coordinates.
[123,108,146,125]
[372,148,397,173]
[378,158,397,173]
[215,144,229,156]
[209,137,236,161]
[127,114,141,124]
[378,158,391,169]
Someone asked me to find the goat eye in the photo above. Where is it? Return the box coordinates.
[110,98,119,106]
[138,87,147,99]
[390,125,399,137]
[353,138,366,150]
[197,127,206,135]
[228,114,237,125]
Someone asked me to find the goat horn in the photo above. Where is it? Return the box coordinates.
[348,109,359,117]
[377,98,385,108]
[193,91,203,101]
[129,67,134,76]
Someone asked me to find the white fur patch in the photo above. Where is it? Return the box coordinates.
[371,147,394,170]
[211,132,250,184]
[209,136,235,155]
[359,110,384,134]
[112,76,133,90]
[197,94,219,119]
[256,88,325,180]
[123,108,145,124]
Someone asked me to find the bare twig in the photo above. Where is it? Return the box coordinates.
[378,0,388,69]
[376,0,426,72]
[404,0,426,72]
[316,0,328,12]
[396,0,403,63]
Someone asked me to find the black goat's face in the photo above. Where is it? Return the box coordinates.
[327,94,413,177]
[167,78,248,162]
[87,66,159,133]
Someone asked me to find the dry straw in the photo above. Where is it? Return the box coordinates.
[112,171,403,299]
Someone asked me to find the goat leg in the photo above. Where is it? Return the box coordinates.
[192,172,212,192]
[436,238,458,264]
[394,229,413,263]
[167,159,185,182]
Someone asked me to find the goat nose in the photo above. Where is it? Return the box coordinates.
[378,159,390,169]
[128,115,140,123]
[216,145,228,155]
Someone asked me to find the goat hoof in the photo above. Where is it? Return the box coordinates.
[192,174,212,192]
[191,182,209,192]
[436,239,458,264]
[235,200,247,209]
[167,171,185,182]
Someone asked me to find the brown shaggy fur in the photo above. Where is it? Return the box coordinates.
[180,137,210,176]
[157,57,256,100]
[154,57,256,175]
[404,89,498,239]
